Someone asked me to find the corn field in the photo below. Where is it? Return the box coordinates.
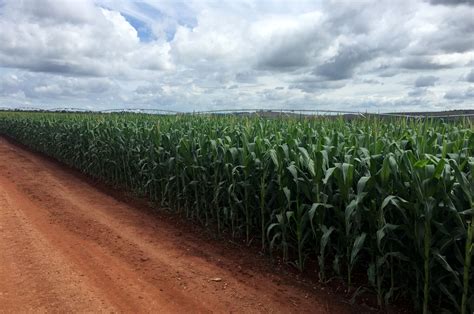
[0,111,472,313]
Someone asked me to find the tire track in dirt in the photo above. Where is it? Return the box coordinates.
[0,136,356,313]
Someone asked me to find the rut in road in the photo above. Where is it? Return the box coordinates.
[0,137,355,313]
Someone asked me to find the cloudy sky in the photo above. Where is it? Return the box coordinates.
[0,0,473,112]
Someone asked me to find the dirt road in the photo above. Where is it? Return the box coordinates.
[0,136,355,313]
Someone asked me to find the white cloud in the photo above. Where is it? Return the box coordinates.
[414,75,439,87]
[0,0,473,112]
[0,0,172,78]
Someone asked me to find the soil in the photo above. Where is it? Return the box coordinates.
[0,136,377,313]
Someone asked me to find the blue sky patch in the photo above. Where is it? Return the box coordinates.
[123,14,154,42]
[134,2,164,19]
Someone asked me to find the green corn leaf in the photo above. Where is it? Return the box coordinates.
[268,149,279,168]
[323,167,336,185]
[287,164,298,180]
[357,176,372,194]
[414,159,429,168]
[351,233,367,264]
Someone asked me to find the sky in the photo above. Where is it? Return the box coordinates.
[0,0,473,112]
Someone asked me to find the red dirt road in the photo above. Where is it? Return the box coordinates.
[0,137,356,313]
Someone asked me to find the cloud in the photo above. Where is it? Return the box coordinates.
[399,57,454,70]
[414,75,439,87]
[254,11,326,71]
[0,0,172,77]
[315,45,376,80]
[408,88,428,97]
[289,76,346,92]
[409,7,474,54]
[360,78,384,85]
[0,74,23,96]
[465,69,474,82]
[0,0,473,111]
[234,71,258,84]
[429,0,474,6]
[444,87,474,100]
[25,78,114,99]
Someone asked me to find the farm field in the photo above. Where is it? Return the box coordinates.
[0,111,473,313]
[0,136,351,313]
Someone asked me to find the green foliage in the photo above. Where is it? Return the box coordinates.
[0,112,473,313]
